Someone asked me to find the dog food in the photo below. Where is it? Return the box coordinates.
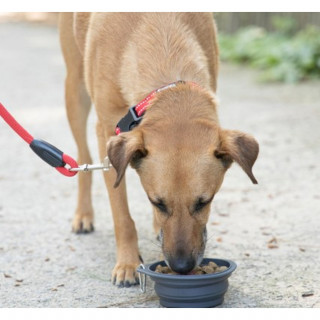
[155,261,228,275]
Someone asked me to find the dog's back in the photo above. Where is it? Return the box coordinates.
[60,13,219,101]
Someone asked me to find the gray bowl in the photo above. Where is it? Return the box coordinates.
[137,258,237,308]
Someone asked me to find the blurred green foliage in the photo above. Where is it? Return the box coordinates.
[218,17,320,83]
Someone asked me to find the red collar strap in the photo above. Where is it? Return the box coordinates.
[115,80,197,135]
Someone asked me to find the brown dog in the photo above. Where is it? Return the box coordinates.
[59,13,259,287]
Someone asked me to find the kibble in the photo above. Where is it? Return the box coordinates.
[155,261,228,275]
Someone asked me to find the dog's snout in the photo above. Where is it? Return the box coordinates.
[168,255,196,274]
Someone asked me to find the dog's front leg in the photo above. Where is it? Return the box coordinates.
[96,122,141,287]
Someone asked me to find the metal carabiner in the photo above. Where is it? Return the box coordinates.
[69,156,112,172]
[138,264,147,293]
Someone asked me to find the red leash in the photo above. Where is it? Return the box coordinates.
[0,102,78,177]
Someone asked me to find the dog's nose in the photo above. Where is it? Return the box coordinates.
[168,256,196,274]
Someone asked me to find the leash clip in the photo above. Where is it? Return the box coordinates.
[138,264,147,293]
[69,156,112,172]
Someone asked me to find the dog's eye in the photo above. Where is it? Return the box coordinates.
[148,197,168,214]
[193,195,214,213]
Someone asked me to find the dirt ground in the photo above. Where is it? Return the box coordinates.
[0,20,319,308]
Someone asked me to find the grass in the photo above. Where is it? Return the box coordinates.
[218,17,320,83]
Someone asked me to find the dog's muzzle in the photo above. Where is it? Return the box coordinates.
[160,226,207,274]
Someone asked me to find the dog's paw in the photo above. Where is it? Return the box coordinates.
[72,214,94,234]
[111,262,141,288]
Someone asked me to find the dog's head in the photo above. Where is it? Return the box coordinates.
[107,85,259,273]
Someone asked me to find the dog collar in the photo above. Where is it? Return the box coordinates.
[115,80,195,135]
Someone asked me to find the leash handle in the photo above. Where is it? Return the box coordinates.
[0,102,78,177]
[0,102,33,144]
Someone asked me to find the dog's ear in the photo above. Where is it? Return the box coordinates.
[107,130,147,188]
[215,129,259,184]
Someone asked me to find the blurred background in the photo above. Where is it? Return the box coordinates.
[1,12,320,84]
[215,12,320,83]
[215,12,320,32]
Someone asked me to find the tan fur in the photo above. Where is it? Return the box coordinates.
[59,13,259,286]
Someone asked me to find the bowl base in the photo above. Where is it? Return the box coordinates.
[159,296,224,308]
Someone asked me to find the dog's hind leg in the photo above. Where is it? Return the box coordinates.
[59,13,94,233]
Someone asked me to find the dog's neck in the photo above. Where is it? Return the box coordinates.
[119,13,213,107]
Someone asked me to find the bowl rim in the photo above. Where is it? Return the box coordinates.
[137,258,237,281]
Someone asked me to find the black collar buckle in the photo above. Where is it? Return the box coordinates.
[116,106,143,134]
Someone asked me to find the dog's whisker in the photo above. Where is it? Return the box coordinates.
[149,249,163,254]
[205,233,217,243]
[150,242,162,248]
[204,243,218,250]
[203,240,219,252]
[148,240,162,248]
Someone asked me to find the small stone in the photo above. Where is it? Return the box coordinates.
[218,213,229,217]
[268,237,278,244]
[268,243,279,249]
[66,266,76,272]
[302,291,314,297]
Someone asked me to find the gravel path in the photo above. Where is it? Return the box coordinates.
[0,21,319,307]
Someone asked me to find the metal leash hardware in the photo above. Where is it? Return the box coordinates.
[69,156,112,172]
[138,264,147,293]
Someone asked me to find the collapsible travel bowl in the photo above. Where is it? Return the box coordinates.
[137,258,237,308]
